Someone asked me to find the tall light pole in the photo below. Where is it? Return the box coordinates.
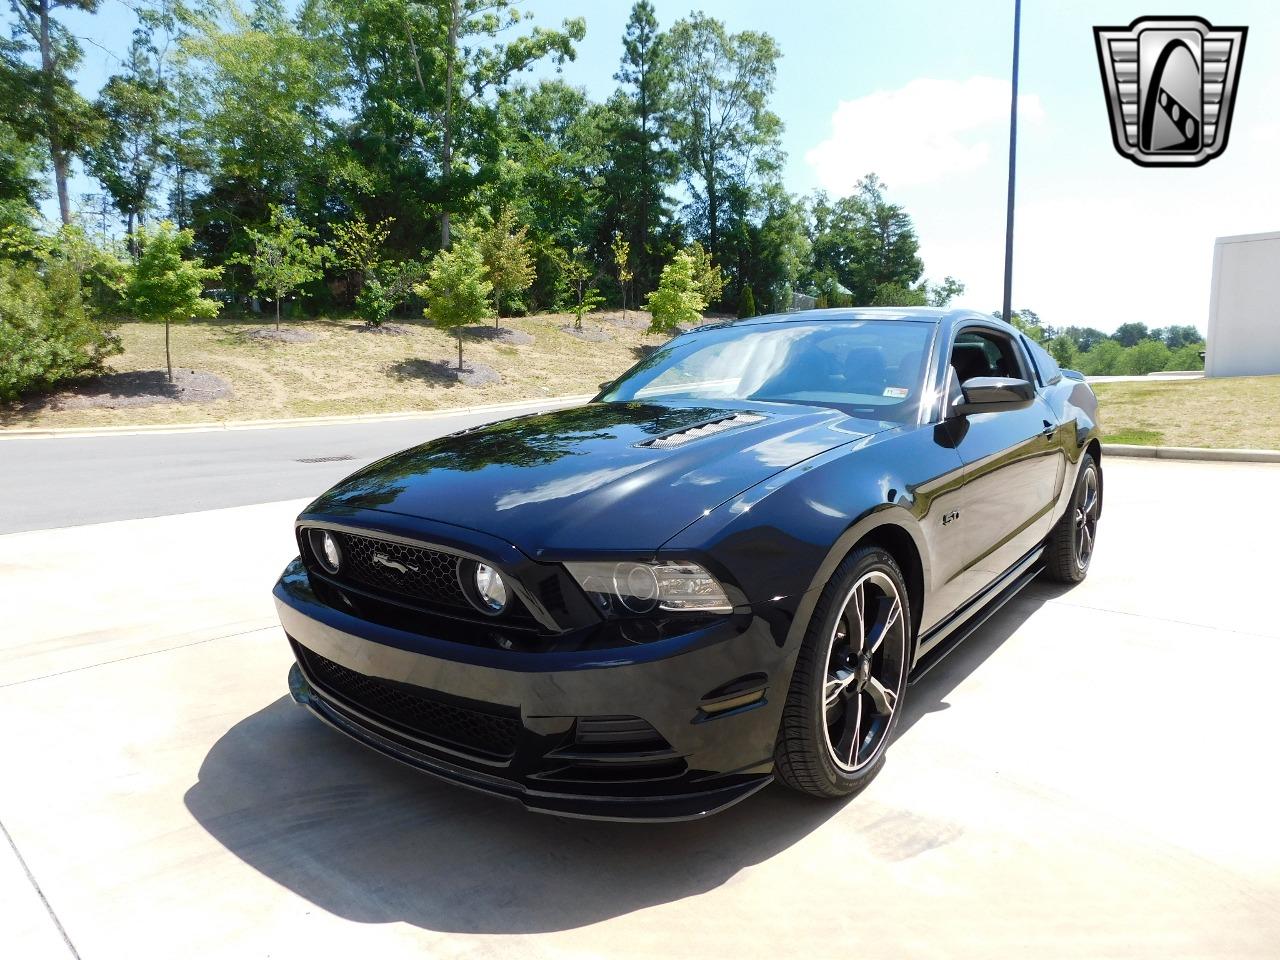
[1001,0,1023,325]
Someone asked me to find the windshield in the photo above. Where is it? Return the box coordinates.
[601,320,936,423]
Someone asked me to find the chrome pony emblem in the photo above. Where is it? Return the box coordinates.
[372,552,418,575]
[1094,16,1247,167]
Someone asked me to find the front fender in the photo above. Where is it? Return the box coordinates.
[660,425,966,660]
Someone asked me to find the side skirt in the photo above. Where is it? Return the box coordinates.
[909,546,1045,684]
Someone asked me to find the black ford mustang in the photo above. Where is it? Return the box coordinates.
[273,308,1101,820]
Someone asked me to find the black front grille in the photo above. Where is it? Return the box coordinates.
[335,531,469,608]
[297,645,521,760]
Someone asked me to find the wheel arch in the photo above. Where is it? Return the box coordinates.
[785,507,931,655]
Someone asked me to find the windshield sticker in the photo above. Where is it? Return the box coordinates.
[883,386,910,399]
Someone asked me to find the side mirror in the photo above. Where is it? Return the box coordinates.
[598,379,614,392]
[953,376,1035,415]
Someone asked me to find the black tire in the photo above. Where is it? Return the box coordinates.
[1044,453,1100,583]
[775,546,912,799]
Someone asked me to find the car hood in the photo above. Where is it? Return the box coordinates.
[310,401,883,555]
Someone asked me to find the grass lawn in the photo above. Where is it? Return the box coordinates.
[1,311,664,431]
[1093,375,1280,449]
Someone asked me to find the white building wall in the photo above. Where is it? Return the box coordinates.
[1206,231,1280,378]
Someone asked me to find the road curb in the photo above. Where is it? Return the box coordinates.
[0,394,593,441]
[1102,443,1280,463]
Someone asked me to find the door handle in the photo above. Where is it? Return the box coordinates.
[1041,420,1056,438]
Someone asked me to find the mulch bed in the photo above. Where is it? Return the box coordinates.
[21,369,232,412]
[353,323,412,336]
[463,325,534,346]
[559,324,613,343]
[388,358,501,388]
[242,327,318,343]
[601,311,651,331]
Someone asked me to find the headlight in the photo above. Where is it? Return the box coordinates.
[564,560,732,616]
[308,528,342,574]
[474,562,509,613]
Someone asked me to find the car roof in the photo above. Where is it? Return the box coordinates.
[689,307,1017,336]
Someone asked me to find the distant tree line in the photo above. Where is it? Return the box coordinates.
[998,310,1206,376]
[1,1,956,323]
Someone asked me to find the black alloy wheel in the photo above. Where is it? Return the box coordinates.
[1045,453,1101,584]
[776,547,911,797]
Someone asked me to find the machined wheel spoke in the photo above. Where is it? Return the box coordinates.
[864,676,897,716]
[851,580,866,654]
[824,669,856,707]
[845,695,863,767]
[867,597,902,655]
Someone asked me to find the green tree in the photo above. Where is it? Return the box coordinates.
[7,0,102,224]
[183,0,346,260]
[928,276,965,307]
[665,13,782,258]
[84,28,171,242]
[808,178,922,304]
[123,221,220,382]
[1119,339,1171,376]
[418,237,491,369]
[468,207,534,321]
[603,1,674,292]
[872,282,927,307]
[610,231,633,319]
[1048,335,1080,370]
[1077,338,1124,376]
[737,284,756,318]
[233,206,329,330]
[685,240,726,307]
[332,212,394,302]
[1166,342,1205,370]
[355,257,427,329]
[563,244,603,329]
[646,249,705,334]
[1111,321,1151,348]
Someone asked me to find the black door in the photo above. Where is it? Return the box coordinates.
[945,328,1065,600]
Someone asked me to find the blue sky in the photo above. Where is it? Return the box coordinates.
[46,0,1280,334]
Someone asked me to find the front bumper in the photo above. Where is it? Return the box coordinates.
[274,558,796,821]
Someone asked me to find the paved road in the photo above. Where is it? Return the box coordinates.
[0,399,576,534]
[3,457,1279,958]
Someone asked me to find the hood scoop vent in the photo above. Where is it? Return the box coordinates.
[638,412,766,450]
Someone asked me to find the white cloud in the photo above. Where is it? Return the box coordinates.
[806,77,1045,193]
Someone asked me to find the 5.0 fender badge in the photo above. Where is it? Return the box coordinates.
[1094,16,1246,167]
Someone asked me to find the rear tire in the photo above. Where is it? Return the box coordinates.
[775,546,912,799]
[1044,453,1100,583]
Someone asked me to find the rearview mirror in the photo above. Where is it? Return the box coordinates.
[953,376,1035,415]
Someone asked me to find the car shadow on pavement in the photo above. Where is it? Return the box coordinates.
[184,580,1068,934]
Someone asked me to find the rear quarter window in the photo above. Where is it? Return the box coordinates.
[1023,336,1063,386]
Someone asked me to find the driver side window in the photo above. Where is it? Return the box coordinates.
[951,330,1022,383]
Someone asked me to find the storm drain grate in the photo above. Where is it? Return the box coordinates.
[296,454,356,463]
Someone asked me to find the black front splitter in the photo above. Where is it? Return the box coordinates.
[288,663,772,822]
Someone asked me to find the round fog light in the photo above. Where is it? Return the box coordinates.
[474,563,508,613]
[310,529,342,574]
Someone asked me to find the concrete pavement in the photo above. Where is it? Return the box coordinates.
[0,397,577,534]
[2,459,1279,958]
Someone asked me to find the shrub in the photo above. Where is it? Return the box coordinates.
[0,258,123,402]
[1118,339,1171,376]
[738,285,756,318]
[646,250,706,334]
